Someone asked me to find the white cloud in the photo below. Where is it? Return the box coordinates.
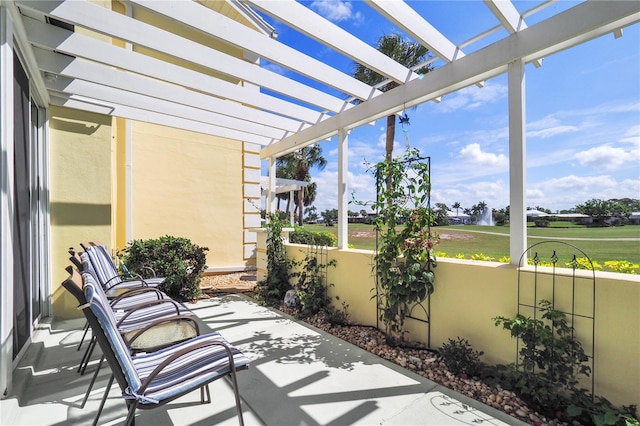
[436,82,508,113]
[310,0,362,23]
[541,174,618,191]
[574,144,639,170]
[620,124,640,145]
[528,125,579,139]
[311,169,376,213]
[527,115,579,139]
[431,180,509,210]
[527,174,639,211]
[458,143,508,168]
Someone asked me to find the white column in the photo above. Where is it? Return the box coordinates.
[125,120,133,241]
[289,189,295,225]
[0,4,15,398]
[337,129,349,248]
[268,157,276,216]
[123,3,133,243]
[508,59,527,265]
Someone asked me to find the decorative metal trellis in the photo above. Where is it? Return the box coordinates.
[305,243,329,288]
[374,154,432,348]
[516,241,596,396]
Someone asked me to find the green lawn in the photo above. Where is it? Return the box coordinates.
[301,223,640,267]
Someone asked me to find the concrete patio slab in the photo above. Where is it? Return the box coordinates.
[1,294,527,426]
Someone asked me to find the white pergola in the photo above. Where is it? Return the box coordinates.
[6,0,640,264]
[260,176,308,225]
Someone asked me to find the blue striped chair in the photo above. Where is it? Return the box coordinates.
[72,248,173,353]
[63,266,200,409]
[81,244,166,291]
[78,271,250,426]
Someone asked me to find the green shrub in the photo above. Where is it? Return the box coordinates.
[121,235,208,301]
[493,300,590,416]
[255,215,294,305]
[438,337,484,377]
[294,252,337,318]
[290,227,337,246]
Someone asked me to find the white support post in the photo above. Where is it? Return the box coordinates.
[125,120,133,241]
[0,4,15,398]
[508,59,527,265]
[337,129,349,249]
[268,157,276,217]
[124,3,133,242]
[289,189,295,226]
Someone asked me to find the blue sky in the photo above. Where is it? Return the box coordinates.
[260,1,640,214]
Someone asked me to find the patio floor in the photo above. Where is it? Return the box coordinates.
[1,294,527,425]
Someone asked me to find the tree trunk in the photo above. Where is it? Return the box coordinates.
[385,114,396,193]
[385,114,395,163]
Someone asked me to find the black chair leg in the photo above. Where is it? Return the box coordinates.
[81,354,105,408]
[93,373,114,426]
[79,336,97,375]
[77,321,90,351]
[125,399,139,426]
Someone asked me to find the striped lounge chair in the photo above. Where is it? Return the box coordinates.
[76,270,250,425]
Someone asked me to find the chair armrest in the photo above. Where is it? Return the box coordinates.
[136,337,240,396]
[109,287,165,307]
[115,299,184,326]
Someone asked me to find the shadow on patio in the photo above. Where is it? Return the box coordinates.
[2,294,527,425]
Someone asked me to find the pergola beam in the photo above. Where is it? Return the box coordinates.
[33,47,302,135]
[45,75,290,140]
[17,0,351,113]
[49,93,274,145]
[23,16,323,125]
[261,0,640,159]
[366,0,465,63]
[245,0,417,86]
[130,0,381,103]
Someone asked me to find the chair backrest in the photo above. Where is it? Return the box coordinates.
[82,271,142,392]
[62,269,131,394]
[83,245,121,290]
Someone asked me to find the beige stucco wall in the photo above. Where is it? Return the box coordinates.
[129,121,245,268]
[49,106,113,319]
[283,243,640,413]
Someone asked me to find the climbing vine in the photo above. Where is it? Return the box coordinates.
[367,148,438,343]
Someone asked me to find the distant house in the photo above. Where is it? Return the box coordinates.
[447,211,471,225]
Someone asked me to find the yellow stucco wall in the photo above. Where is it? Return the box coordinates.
[49,106,113,319]
[129,122,244,268]
[283,243,640,413]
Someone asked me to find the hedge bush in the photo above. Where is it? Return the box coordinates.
[121,235,208,301]
[290,227,337,246]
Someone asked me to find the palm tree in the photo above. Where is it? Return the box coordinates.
[452,202,461,217]
[277,144,327,226]
[353,33,433,164]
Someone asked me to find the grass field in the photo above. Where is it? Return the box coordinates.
[301,223,640,267]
